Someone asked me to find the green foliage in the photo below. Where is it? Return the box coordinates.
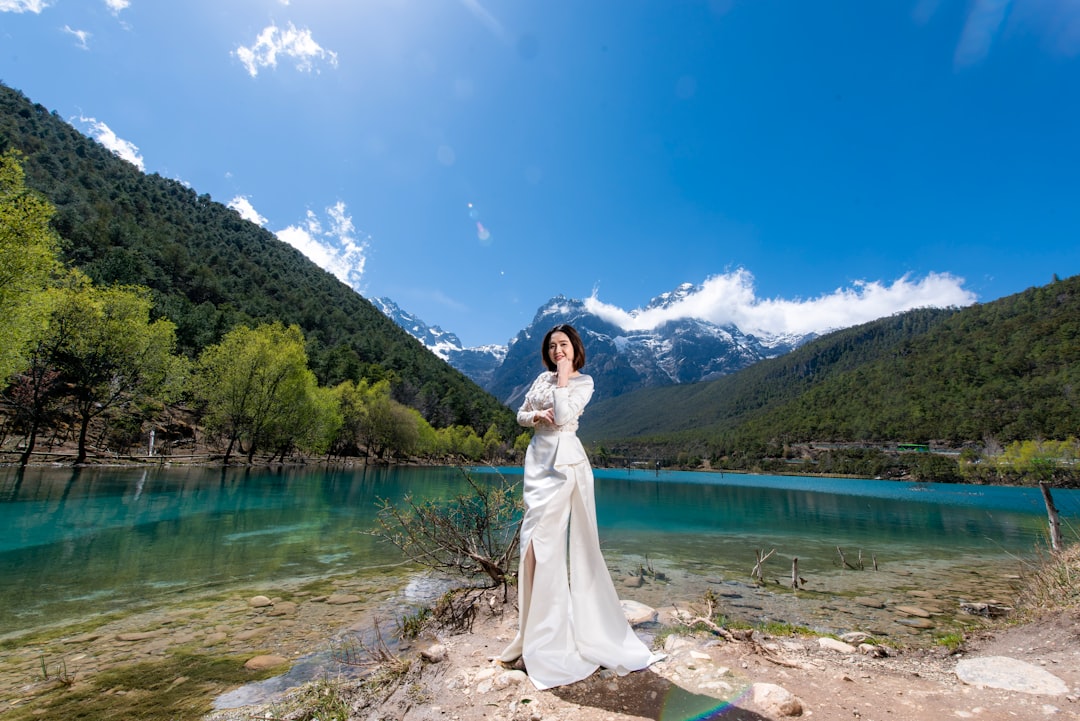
[934,632,965,652]
[963,438,1080,485]
[47,276,185,463]
[0,149,61,388]
[0,83,513,434]
[435,424,485,461]
[192,322,320,463]
[513,431,531,457]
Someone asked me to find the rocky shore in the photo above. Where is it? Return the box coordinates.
[3,569,1077,721]
[202,589,1078,721]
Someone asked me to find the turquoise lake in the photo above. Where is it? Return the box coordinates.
[2,464,1078,640]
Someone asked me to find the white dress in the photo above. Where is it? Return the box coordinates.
[499,371,662,690]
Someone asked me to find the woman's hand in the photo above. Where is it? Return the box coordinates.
[535,408,555,425]
[555,357,573,387]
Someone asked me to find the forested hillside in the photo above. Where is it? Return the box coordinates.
[0,84,512,433]
[583,275,1080,456]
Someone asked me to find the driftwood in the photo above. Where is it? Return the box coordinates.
[677,593,808,669]
[1039,481,1063,552]
[836,546,863,570]
[790,557,807,589]
[752,548,776,583]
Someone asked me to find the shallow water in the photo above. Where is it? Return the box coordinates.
[1,463,1077,642]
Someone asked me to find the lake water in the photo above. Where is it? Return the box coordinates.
[2,463,1078,642]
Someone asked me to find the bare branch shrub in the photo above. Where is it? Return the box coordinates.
[374,467,523,593]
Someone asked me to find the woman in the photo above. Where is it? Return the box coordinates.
[499,324,663,689]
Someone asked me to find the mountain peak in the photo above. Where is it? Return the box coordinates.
[373,297,506,386]
[643,282,698,312]
[378,286,815,406]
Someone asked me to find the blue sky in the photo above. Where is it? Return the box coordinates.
[2,0,1078,347]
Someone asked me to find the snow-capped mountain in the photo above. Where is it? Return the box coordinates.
[375,288,814,406]
[371,298,506,387]
[486,294,800,407]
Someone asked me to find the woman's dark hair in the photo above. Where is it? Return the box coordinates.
[541,324,586,372]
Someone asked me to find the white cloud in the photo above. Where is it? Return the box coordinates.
[955,0,1011,67]
[104,0,129,13]
[234,22,339,78]
[62,26,91,50]
[946,0,1080,67]
[227,196,267,226]
[275,202,369,291]
[78,116,145,170]
[0,0,51,12]
[583,269,976,338]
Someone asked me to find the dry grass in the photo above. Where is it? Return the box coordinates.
[1017,541,1080,616]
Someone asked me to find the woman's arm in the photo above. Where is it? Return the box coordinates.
[516,374,545,427]
[552,376,593,426]
[517,400,539,427]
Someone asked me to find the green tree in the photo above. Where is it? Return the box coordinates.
[4,282,75,466]
[329,379,369,458]
[192,322,314,463]
[482,424,504,462]
[0,149,60,389]
[263,374,341,461]
[437,425,484,461]
[513,431,532,460]
[51,278,185,464]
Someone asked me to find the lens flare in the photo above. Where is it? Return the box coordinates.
[469,203,492,244]
[654,680,753,720]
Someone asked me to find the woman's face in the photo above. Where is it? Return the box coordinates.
[547,331,575,367]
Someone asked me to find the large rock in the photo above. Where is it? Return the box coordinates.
[751,682,804,717]
[621,599,658,625]
[955,656,1069,696]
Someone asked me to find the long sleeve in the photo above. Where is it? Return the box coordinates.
[516,372,593,432]
[517,399,539,428]
[517,373,547,428]
[552,376,593,426]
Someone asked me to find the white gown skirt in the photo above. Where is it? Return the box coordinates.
[500,429,659,690]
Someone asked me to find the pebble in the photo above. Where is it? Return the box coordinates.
[234,628,268,641]
[894,605,932,618]
[854,597,885,608]
[115,631,162,641]
[248,596,273,608]
[266,602,297,617]
[325,594,361,605]
[818,637,857,654]
[421,643,447,663]
[243,655,288,670]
